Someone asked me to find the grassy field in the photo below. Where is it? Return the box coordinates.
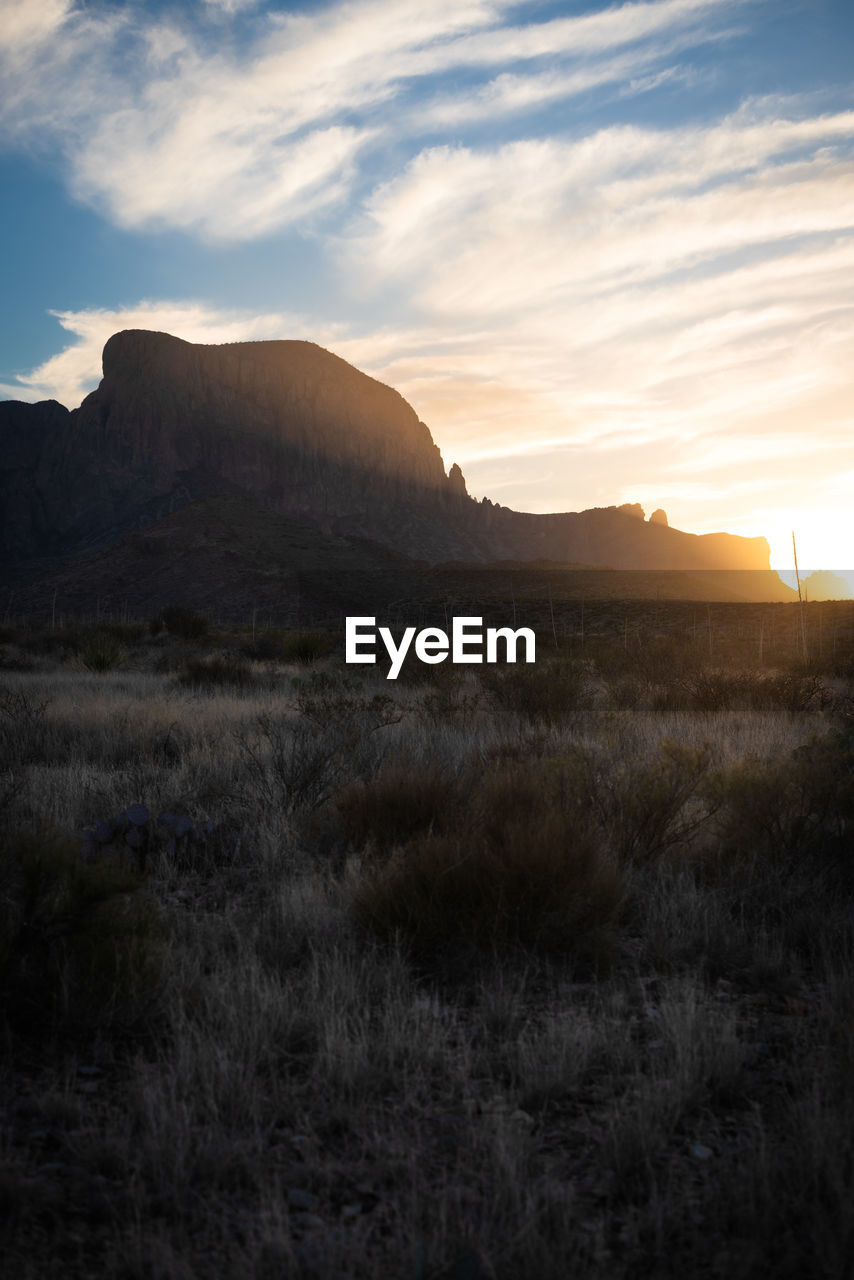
[1,605,853,1278]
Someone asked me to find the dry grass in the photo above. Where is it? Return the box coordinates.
[0,616,853,1278]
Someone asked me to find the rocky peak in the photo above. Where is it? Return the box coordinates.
[447,462,468,497]
[617,502,646,520]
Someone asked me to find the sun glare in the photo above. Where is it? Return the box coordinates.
[765,508,854,597]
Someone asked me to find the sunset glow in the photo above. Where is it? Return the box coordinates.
[1,0,852,581]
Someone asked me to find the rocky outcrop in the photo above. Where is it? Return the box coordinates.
[617,502,645,521]
[649,509,669,526]
[447,462,468,498]
[447,502,770,570]
[0,330,774,578]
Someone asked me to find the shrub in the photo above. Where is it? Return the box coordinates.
[334,763,460,856]
[706,755,803,868]
[294,672,403,736]
[245,629,331,664]
[415,672,481,727]
[608,674,648,710]
[695,731,854,962]
[752,671,833,715]
[99,622,147,645]
[583,740,715,865]
[670,669,833,715]
[243,627,288,661]
[351,764,622,960]
[480,658,586,726]
[238,717,341,813]
[0,827,164,1037]
[237,684,401,816]
[612,666,837,716]
[672,670,750,713]
[0,685,52,767]
[155,810,241,874]
[281,631,330,664]
[176,655,257,690]
[154,605,209,640]
[0,684,49,725]
[481,732,551,766]
[0,624,83,656]
[600,635,707,685]
[705,727,854,876]
[76,635,126,672]
[0,646,38,673]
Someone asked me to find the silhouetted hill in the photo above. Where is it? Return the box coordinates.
[0,330,787,603]
[0,331,455,562]
[1,496,422,624]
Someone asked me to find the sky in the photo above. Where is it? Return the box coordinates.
[1,0,852,577]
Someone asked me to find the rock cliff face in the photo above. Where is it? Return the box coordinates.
[0,399,70,559]
[92,330,448,492]
[1,330,773,576]
[4,330,454,560]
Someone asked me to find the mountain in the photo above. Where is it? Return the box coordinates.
[1,330,784,607]
[801,570,853,601]
[1,330,452,563]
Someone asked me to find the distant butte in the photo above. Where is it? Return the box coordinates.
[0,330,779,605]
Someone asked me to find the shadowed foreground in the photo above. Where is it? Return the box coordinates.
[1,607,853,1278]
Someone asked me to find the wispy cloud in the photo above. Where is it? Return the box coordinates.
[328,94,853,564]
[200,0,261,14]
[0,0,754,239]
[352,106,854,307]
[412,32,721,130]
[339,101,854,450]
[406,0,747,68]
[0,0,71,54]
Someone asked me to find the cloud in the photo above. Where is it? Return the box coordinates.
[342,102,854,443]
[412,32,721,130]
[200,0,260,13]
[0,0,71,54]
[0,0,754,239]
[0,0,512,236]
[405,0,746,69]
[325,96,854,564]
[353,107,854,310]
[0,1,129,144]
[72,120,377,240]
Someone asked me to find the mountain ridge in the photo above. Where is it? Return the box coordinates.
[1,330,778,596]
